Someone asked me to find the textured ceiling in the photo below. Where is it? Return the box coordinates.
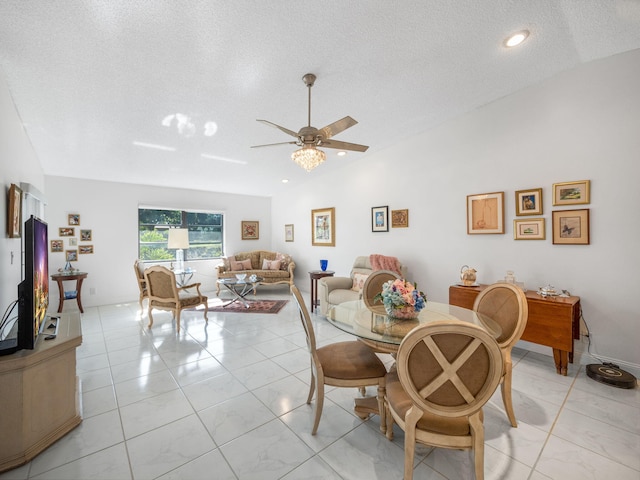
[1,1,639,197]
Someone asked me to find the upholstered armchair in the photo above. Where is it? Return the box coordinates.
[318,255,406,316]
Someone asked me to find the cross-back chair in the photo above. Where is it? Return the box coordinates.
[362,269,400,311]
[473,282,528,427]
[290,284,387,435]
[385,320,503,480]
[144,265,208,332]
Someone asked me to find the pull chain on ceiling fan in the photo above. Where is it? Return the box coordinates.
[251,73,369,172]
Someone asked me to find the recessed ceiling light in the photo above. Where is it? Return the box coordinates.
[282,179,289,183]
[504,30,529,48]
[336,151,347,157]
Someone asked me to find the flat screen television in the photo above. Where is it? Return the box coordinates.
[17,216,49,350]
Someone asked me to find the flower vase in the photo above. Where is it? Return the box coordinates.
[385,305,420,320]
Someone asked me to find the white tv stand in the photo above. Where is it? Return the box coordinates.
[0,312,82,472]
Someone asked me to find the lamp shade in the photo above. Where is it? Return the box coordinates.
[167,228,189,249]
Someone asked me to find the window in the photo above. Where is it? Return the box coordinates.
[138,208,223,261]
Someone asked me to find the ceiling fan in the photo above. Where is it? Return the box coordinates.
[251,73,369,171]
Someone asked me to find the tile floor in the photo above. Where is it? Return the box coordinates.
[2,289,638,480]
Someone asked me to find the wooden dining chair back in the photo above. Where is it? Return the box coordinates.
[473,282,528,427]
[291,285,387,435]
[362,269,401,311]
[385,320,503,480]
[133,260,148,309]
[144,265,208,332]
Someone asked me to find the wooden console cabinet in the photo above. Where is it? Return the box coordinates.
[0,313,82,472]
[449,285,580,375]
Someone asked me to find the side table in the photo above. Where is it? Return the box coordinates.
[449,284,581,375]
[309,270,335,313]
[51,272,88,313]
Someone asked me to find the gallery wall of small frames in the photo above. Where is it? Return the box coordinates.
[51,213,94,261]
[467,180,590,245]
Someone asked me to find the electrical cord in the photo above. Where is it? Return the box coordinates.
[580,307,610,366]
[0,299,19,338]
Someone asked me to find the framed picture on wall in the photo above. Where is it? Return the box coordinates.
[285,224,294,242]
[80,229,92,241]
[51,240,64,252]
[514,218,545,240]
[65,250,78,261]
[466,191,505,234]
[552,209,590,245]
[311,207,335,246]
[371,206,389,232]
[515,188,543,216]
[7,183,22,238]
[79,245,94,254]
[68,214,80,225]
[391,209,409,228]
[59,227,75,237]
[241,221,259,240]
[552,180,590,206]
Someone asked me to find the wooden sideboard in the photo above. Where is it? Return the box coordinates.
[0,313,82,472]
[449,284,580,375]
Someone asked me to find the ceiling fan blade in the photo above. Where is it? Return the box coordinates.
[321,139,369,152]
[250,141,297,148]
[256,119,299,138]
[319,116,358,140]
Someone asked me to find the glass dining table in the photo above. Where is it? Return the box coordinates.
[326,299,502,427]
[327,299,502,353]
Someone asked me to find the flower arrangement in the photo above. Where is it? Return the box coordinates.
[374,278,427,319]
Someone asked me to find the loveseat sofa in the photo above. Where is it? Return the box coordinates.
[216,250,295,295]
[317,255,407,315]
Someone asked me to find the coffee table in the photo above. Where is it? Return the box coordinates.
[216,276,263,308]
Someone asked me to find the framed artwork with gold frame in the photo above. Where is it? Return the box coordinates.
[391,209,409,228]
[241,221,259,240]
[311,207,335,246]
[514,218,545,240]
[51,240,64,252]
[285,224,294,242]
[552,209,590,245]
[466,191,504,234]
[552,180,590,206]
[8,183,22,238]
[515,188,543,216]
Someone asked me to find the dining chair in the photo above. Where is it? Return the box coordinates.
[290,285,388,435]
[473,282,528,427]
[362,269,400,311]
[133,260,148,309]
[385,320,503,480]
[144,265,208,332]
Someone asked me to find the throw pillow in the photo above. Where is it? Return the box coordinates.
[261,259,281,270]
[230,258,252,271]
[351,273,369,292]
[275,252,292,271]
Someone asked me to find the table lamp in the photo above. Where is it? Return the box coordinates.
[168,228,189,271]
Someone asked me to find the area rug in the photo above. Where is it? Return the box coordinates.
[200,298,288,314]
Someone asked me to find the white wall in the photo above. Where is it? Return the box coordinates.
[0,69,45,313]
[272,50,640,374]
[44,176,272,306]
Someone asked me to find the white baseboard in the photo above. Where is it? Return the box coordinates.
[516,339,640,380]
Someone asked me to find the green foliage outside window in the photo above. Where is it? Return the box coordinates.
[138,208,223,262]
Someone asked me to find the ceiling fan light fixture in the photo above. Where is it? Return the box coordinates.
[291,146,326,172]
